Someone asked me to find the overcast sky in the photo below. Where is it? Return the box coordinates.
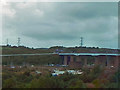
[2,2,118,48]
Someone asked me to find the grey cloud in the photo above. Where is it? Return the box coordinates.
[2,2,118,48]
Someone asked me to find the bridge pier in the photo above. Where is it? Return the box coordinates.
[94,56,109,67]
[106,56,111,67]
[102,56,107,67]
[113,56,119,68]
[76,56,81,62]
[99,56,107,67]
[64,56,68,65]
[84,57,87,67]
[70,56,74,62]
[61,53,120,68]
[94,56,99,65]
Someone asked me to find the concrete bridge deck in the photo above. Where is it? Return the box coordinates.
[59,53,120,56]
[0,53,120,57]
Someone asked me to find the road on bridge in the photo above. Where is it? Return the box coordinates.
[0,53,120,57]
[0,53,58,57]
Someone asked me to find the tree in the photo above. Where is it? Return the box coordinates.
[67,79,86,88]
[110,68,120,88]
[27,76,65,88]
[3,77,16,88]
[92,79,101,88]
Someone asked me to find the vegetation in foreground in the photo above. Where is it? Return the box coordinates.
[2,66,120,88]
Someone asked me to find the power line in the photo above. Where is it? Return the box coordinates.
[18,37,21,46]
[6,38,9,46]
[80,37,83,47]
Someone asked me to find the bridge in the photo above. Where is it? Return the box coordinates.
[59,53,120,68]
[1,53,120,57]
[1,53,120,68]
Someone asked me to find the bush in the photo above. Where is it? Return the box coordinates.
[3,77,17,88]
[67,79,86,88]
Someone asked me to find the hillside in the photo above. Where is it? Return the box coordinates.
[1,45,120,54]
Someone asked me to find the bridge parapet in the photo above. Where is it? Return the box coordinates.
[59,53,120,56]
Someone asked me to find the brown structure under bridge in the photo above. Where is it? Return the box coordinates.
[59,53,120,68]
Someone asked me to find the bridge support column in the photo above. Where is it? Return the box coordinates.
[95,56,99,65]
[76,56,81,62]
[70,56,74,62]
[103,56,107,67]
[114,56,119,68]
[64,56,68,65]
[99,56,106,67]
[106,56,111,67]
[84,58,87,67]
[118,56,120,68]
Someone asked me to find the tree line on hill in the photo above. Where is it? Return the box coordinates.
[2,45,119,54]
